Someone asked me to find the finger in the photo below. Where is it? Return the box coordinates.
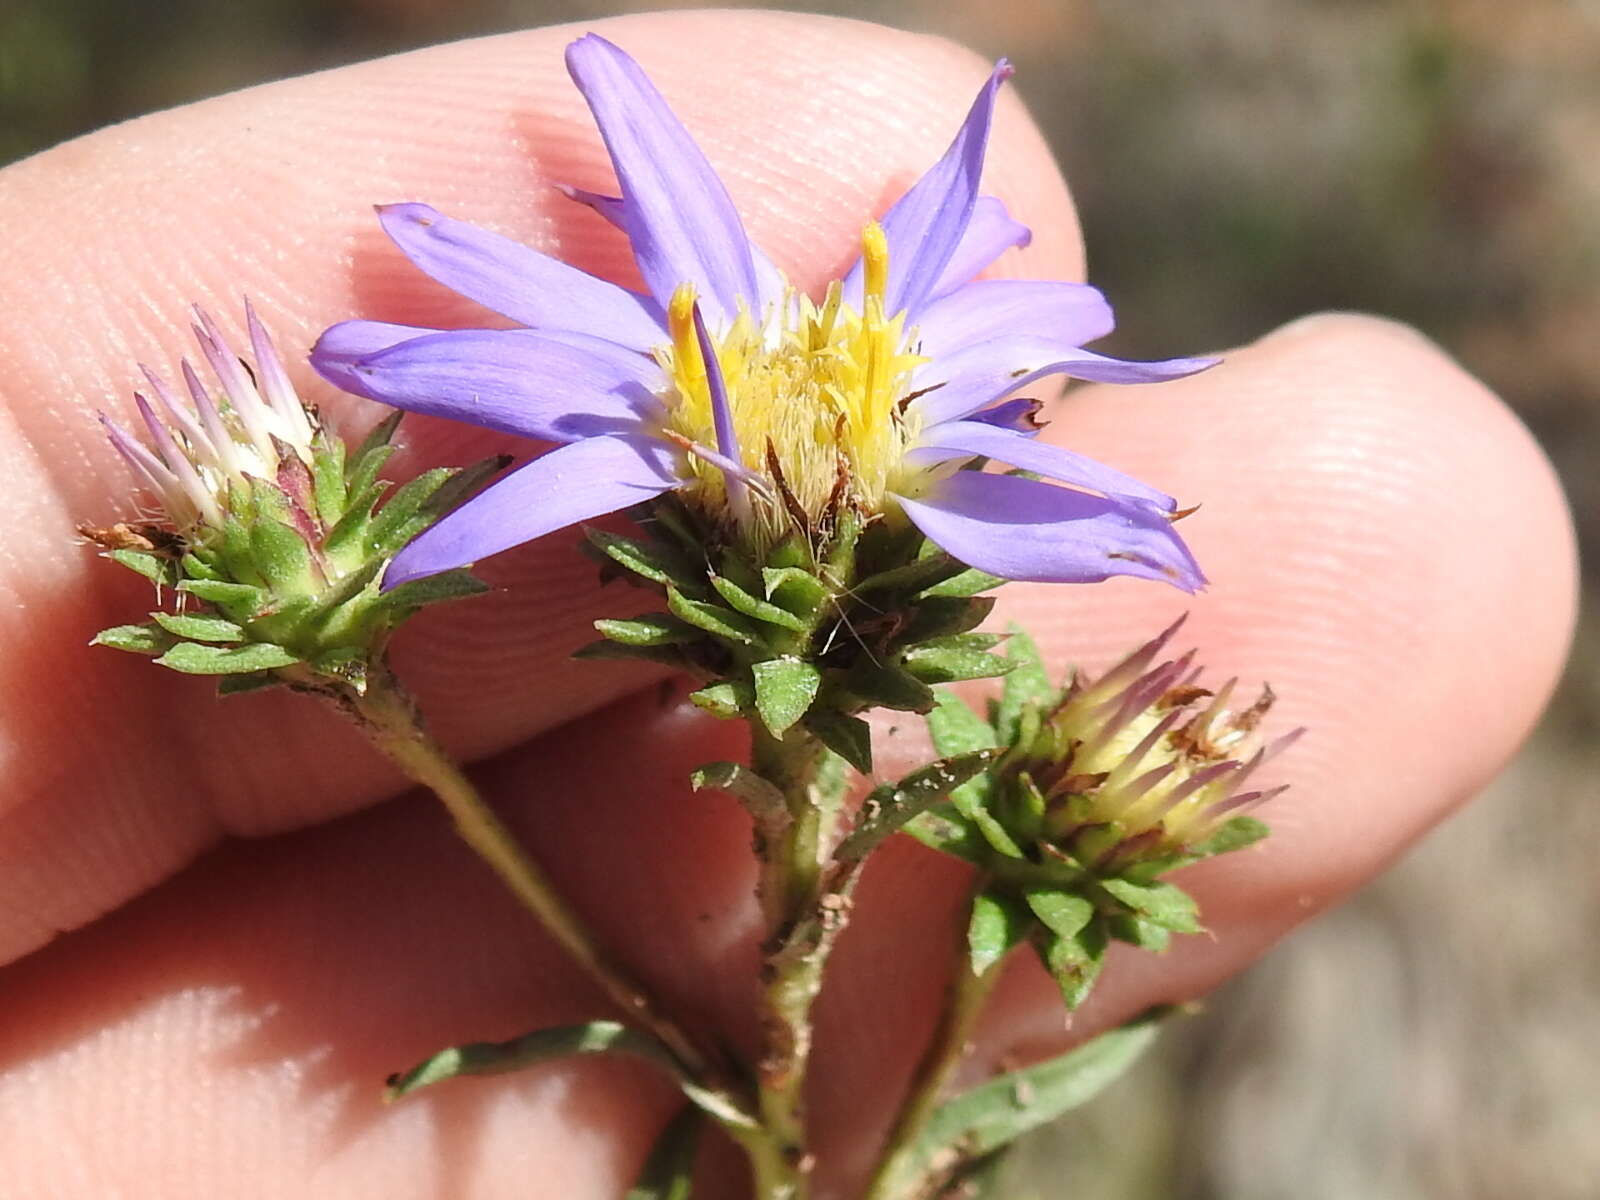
[0,12,1076,965]
[0,317,1573,1197]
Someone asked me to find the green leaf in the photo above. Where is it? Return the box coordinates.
[1188,815,1271,858]
[378,569,491,612]
[588,528,700,590]
[751,656,821,736]
[592,613,700,647]
[710,574,806,632]
[667,589,760,645]
[1099,878,1202,933]
[845,660,936,713]
[968,889,1033,976]
[627,1106,702,1200]
[901,642,1012,685]
[1023,887,1094,942]
[837,750,999,862]
[918,566,1006,599]
[177,579,267,618]
[761,566,828,620]
[1040,920,1109,1010]
[155,641,301,675]
[573,640,694,669]
[151,611,246,644]
[107,548,177,586]
[249,516,316,594]
[802,709,873,773]
[995,625,1053,744]
[889,1009,1167,1194]
[690,761,789,828]
[687,680,752,720]
[91,622,177,656]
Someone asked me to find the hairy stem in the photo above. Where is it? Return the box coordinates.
[865,911,1005,1200]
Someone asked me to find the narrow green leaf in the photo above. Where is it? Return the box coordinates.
[687,680,752,720]
[803,709,873,773]
[177,579,267,618]
[155,641,301,675]
[968,889,1033,976]
[91,622,176,655]
[627,1106,702,1200]
[667,589,760,645]
[689,761,789,828]
[107,548,177,586]
[365,467,453,553]
[1023,887,1094,942]
[761,566,828,620]
[918,566,1007,599]
[593,614,699,647]
[1099,878,1202,933]
[151,611,245,644]
[845,660,936,712]
[995,625,1053,744]
[378,568,491,612]
[587,528,700,590]
[751,656,821,736]
[896,595,996,644]
[386,1021,679,1100]
[901,644,1012,685]
[893,1009,1167,1192]
[851,548,959,596]
[710,574,805,631]
[837,750,999,861]
[1188,815,1271,858]
[573,640,694,669]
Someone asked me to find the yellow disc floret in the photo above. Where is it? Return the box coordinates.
[656,223,926,547]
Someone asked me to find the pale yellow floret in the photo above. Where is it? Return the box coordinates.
[655,223,927,546]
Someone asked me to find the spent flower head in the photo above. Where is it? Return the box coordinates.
[912,621,1301,1008]
[312,35,1212,592]
[87,301,502,694]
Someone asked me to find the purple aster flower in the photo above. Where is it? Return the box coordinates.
[312,35,1213,590]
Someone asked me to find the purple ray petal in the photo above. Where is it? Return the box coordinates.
[931,195,1033,297]
[964,396,1042,433]
[907,420,1175,509]
[323,328,663,444]
[385,433,682,586]
[559,181,790,316]
[565,35,760,324]
[914,280,1114,359]
[843,61,1012,318]
[896,470,1204,590]
[376,202,665,349]
[909,335,1219,426]
[692,302,750,518]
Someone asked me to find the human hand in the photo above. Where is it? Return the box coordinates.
[0,10,1574,1197]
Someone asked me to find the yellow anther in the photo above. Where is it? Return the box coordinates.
[861,222,889,308]
[667,283,705,398]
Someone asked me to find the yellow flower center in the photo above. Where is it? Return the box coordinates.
[656,223,926,547]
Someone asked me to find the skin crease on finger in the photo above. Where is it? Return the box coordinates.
[0,10,1576,1200]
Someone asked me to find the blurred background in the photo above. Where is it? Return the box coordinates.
[2,0,1594,1196]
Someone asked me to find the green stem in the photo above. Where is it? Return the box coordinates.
[864,920,1006,1200]
[348,667,725,1097]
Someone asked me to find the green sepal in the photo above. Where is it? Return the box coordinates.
[803,709,873,773]
[844,659,936,713]
[151,611,246,644]
[1188,815,1270,858]
[1098,878,1202,934]
[751,656,821,736]
[968,889,1033,976]
[179,551,222,581]
[688,680,753,719]
[593,614,700,647]
[320,482,386,563]
[1022,886,1095,943]
[92,622,178,656]
[995,625,1053,745]
[902,807,990,865]
[1040,918,1109,1010]
[667,589,760,646]
[627,1106,702,1200]
[837,750,999,862]
[761,566,828,620]
[108,548,178,586]
[378,569,491,613]
[177,579,267,619]
[1108,914,1171,951]
[311,435,348,530]
[880,1008,1167,1196]
[249,516,317,595]
[851,546,959,596]
[710,574,806,632]
[895,595,995,644]
[587,528,700,591]
[154,641,302,675]
[364,467,454,553]
[901,640,1013,685]
[217,671,282,696]
[574,640,695,669]
[345,413,401,498]
[918,566,1006,599]
[926,692,1001,828]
